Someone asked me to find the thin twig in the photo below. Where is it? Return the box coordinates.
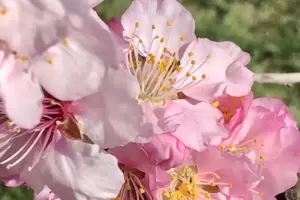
[254,73,300,84]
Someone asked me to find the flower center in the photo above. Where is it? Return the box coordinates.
[113,164,152,200]
[0,96,81,171]
[126,22,210,106]
[161,166,231,200]
[220,139,266,168]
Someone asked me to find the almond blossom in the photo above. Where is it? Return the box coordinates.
[216,96,300,198]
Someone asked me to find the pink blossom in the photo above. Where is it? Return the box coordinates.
[0,95,124,200]
[0,3,125,131]
[154,147,259,200]
[220,97,300,198]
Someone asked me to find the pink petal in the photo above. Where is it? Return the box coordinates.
[31,13,120,101]
[167,100,228,151]
[25,139,124,200]
[74,67,143,148]
[0,57,43,129]
[121,0,195,53]
[183,39,253,101]
[0,0,90,57]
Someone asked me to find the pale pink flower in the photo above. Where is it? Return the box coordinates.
[0,95,124,200]
[220,97,300,198]
[0,2,123,131]
[154,147,258,200]
[96,0,253,146]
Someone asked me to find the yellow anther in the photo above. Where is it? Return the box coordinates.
[126,184,131,190]
[188,52,193,57]
[139,39,143,44]
[139,188,145,194]
[160,37,165,43]
[162,87,169,92]
[163,47,168,53]
[201,74,207,79]
[205,192,212,199]
[15,128,21,133]
[154,35,160,39]
[112,198,121,200]
[259,155,265,160]
[207,54,212,59]
[228,183,233,188]
[28,167,33,172]
[214,174,221,179]
[253,138,258,143]
[152,24,156,29]
[186,72,191,77]
[175,66,182,72]
[169,78,175,84]
[7,121,14,127]
[135,22,140,28]
[191,60,196,65]
[192,76,197,81]
[258,192,264,196]
[212,101,220,108]
[229,144,235,149]
[6,164,12,169]
[129,44,134,51]
[48,58,53,64]
[180,35,186,41]
[167,21,172,27]
[63,39,69,46]
[19,55,28,62]
[1,8,7,15]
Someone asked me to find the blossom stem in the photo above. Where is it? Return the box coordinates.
[254,73,300,84]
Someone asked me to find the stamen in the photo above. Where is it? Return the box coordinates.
[1,8,7,15]
[63,39,69,46]
[48,58,53,64]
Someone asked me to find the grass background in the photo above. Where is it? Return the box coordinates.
[1,0,300,199]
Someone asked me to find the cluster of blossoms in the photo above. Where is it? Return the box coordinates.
[0,0,299,200]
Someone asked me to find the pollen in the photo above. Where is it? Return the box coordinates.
[253,138,258,143]
[167,21,173,27]
[201,74,207,79]
[63,39,69,46]
[154,35,160,39]
[186,72,191,77]
[259,155,265,160]
[15,128,21,133]
[175,66,182,72]
[192,76,197,81]
[229,144,235,149]
[188,52,193,57]
[258,192,264,196]
[19,55,28,62]
[163,47,168,53]
[191,60,196,65]
[139,188,145,194]
[152,24,156,29]
[160,37,165,43]
[7,121,14,127]
[228,183,233,188]
[180,35,186,41]
[6,164,12,169]
[28,167,33,172]
[212,101,220,108]
[1,8,7,16]
[48,58,53,64]
[207,54,212,59]
[135,22,140,28]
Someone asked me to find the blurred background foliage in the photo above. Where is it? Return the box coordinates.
[1,0,300,199]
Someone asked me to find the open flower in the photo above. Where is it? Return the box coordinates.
[92,0,254,146]
[219,97,300,198]
[0,94,124,200]
[156,147,258,200]
[0,1,121,131]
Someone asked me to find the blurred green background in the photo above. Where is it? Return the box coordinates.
[1,0,300,199]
